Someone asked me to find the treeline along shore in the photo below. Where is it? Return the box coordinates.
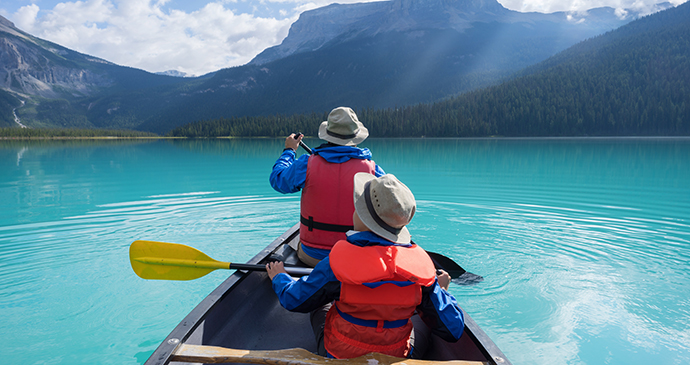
[166,85,689,138]
[0,128,159,139]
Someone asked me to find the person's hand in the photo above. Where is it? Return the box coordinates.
[437,269,451,291]
[266,261,287,280]
[285,133,301,151]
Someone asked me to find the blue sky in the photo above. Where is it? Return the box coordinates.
[0,0,686,76]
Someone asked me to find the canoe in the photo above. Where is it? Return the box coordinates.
[143,223,512,365]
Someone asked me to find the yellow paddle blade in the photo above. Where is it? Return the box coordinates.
[129,240,229,281]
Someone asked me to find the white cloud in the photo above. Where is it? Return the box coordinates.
[497,0,688,14]
[290,0,386,14]
[13,4,41,29]
[7,0,687,76]
[11,0,296,76]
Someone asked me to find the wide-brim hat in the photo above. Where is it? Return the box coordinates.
[353,173,416,243]
[318,107,369,146]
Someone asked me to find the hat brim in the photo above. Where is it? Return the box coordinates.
[353,173,411,244]
[318,121,369,146]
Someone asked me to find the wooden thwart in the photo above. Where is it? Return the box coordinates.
[172,344,491,365]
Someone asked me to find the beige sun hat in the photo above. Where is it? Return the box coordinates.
[318,107,369,146]
[353,173,416,243]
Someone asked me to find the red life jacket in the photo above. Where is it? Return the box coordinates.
[300,155,377,251]
[324,240,437,359]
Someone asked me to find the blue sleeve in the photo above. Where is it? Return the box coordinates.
[374,164,385,177]
[417,280,465,342]
[271,258,340,313]
[269,150,309,194]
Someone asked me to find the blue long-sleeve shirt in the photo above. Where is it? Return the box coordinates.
[269,144,385,194]
[271,232,465,342]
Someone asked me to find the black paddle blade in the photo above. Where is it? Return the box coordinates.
[426,250,483,286]
[452,272,484,285]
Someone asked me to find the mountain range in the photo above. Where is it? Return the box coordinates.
[169,1,690,138]
[0,0,676,133]
[250,0,666,66]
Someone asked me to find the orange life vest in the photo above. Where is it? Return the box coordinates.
[300,155,377,250]
[324,240,436,359]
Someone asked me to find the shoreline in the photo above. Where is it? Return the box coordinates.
[2,135,690,141]
[0,136,170,140]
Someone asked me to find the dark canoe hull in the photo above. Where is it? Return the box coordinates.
[144,224,512,365]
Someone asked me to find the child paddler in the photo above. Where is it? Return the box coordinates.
[269,107,385,266]
[266,173,464,359]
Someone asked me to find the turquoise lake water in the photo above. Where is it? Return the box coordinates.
[1,138,689,365]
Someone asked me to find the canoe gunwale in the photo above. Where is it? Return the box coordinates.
[461,314,509,365]
[143,223,301,365]
[143,223,511,365]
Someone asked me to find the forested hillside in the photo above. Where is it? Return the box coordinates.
[169,2,690,138]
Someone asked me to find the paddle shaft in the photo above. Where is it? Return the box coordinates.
[294,133,312,154]
[232,263,312,276]
[133,254,313,277]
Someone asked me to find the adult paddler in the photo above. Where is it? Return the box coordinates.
[269,107,385,266]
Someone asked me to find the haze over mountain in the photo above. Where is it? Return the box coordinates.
[0,15,190,128]
[250,0,660,65]
[169,1,690,138]
[0,0,675,132]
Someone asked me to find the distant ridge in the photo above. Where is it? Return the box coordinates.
[0,1,676,132]
[155,70,191,77]
[250,0,659,66]
[168,1,690,138]
[139,0,648,133]
[0,14,188,128]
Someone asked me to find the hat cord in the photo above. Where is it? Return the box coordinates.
[326,129,358,139]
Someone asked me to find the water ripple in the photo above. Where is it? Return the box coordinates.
[414,194,690,351]
[3,138,689,365]
[0,192,299,308]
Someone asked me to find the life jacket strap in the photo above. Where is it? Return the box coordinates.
[335,305,408,329]
[301,215,354,232]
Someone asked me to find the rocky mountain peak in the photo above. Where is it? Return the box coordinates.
[1,16,114,99]
[0,15,28,40]
[391,0,505,12]
[0,15,15,28]
[249,0,510,65]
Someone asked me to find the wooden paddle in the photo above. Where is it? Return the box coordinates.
[129,240,481,284]
[172,344,491,365]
